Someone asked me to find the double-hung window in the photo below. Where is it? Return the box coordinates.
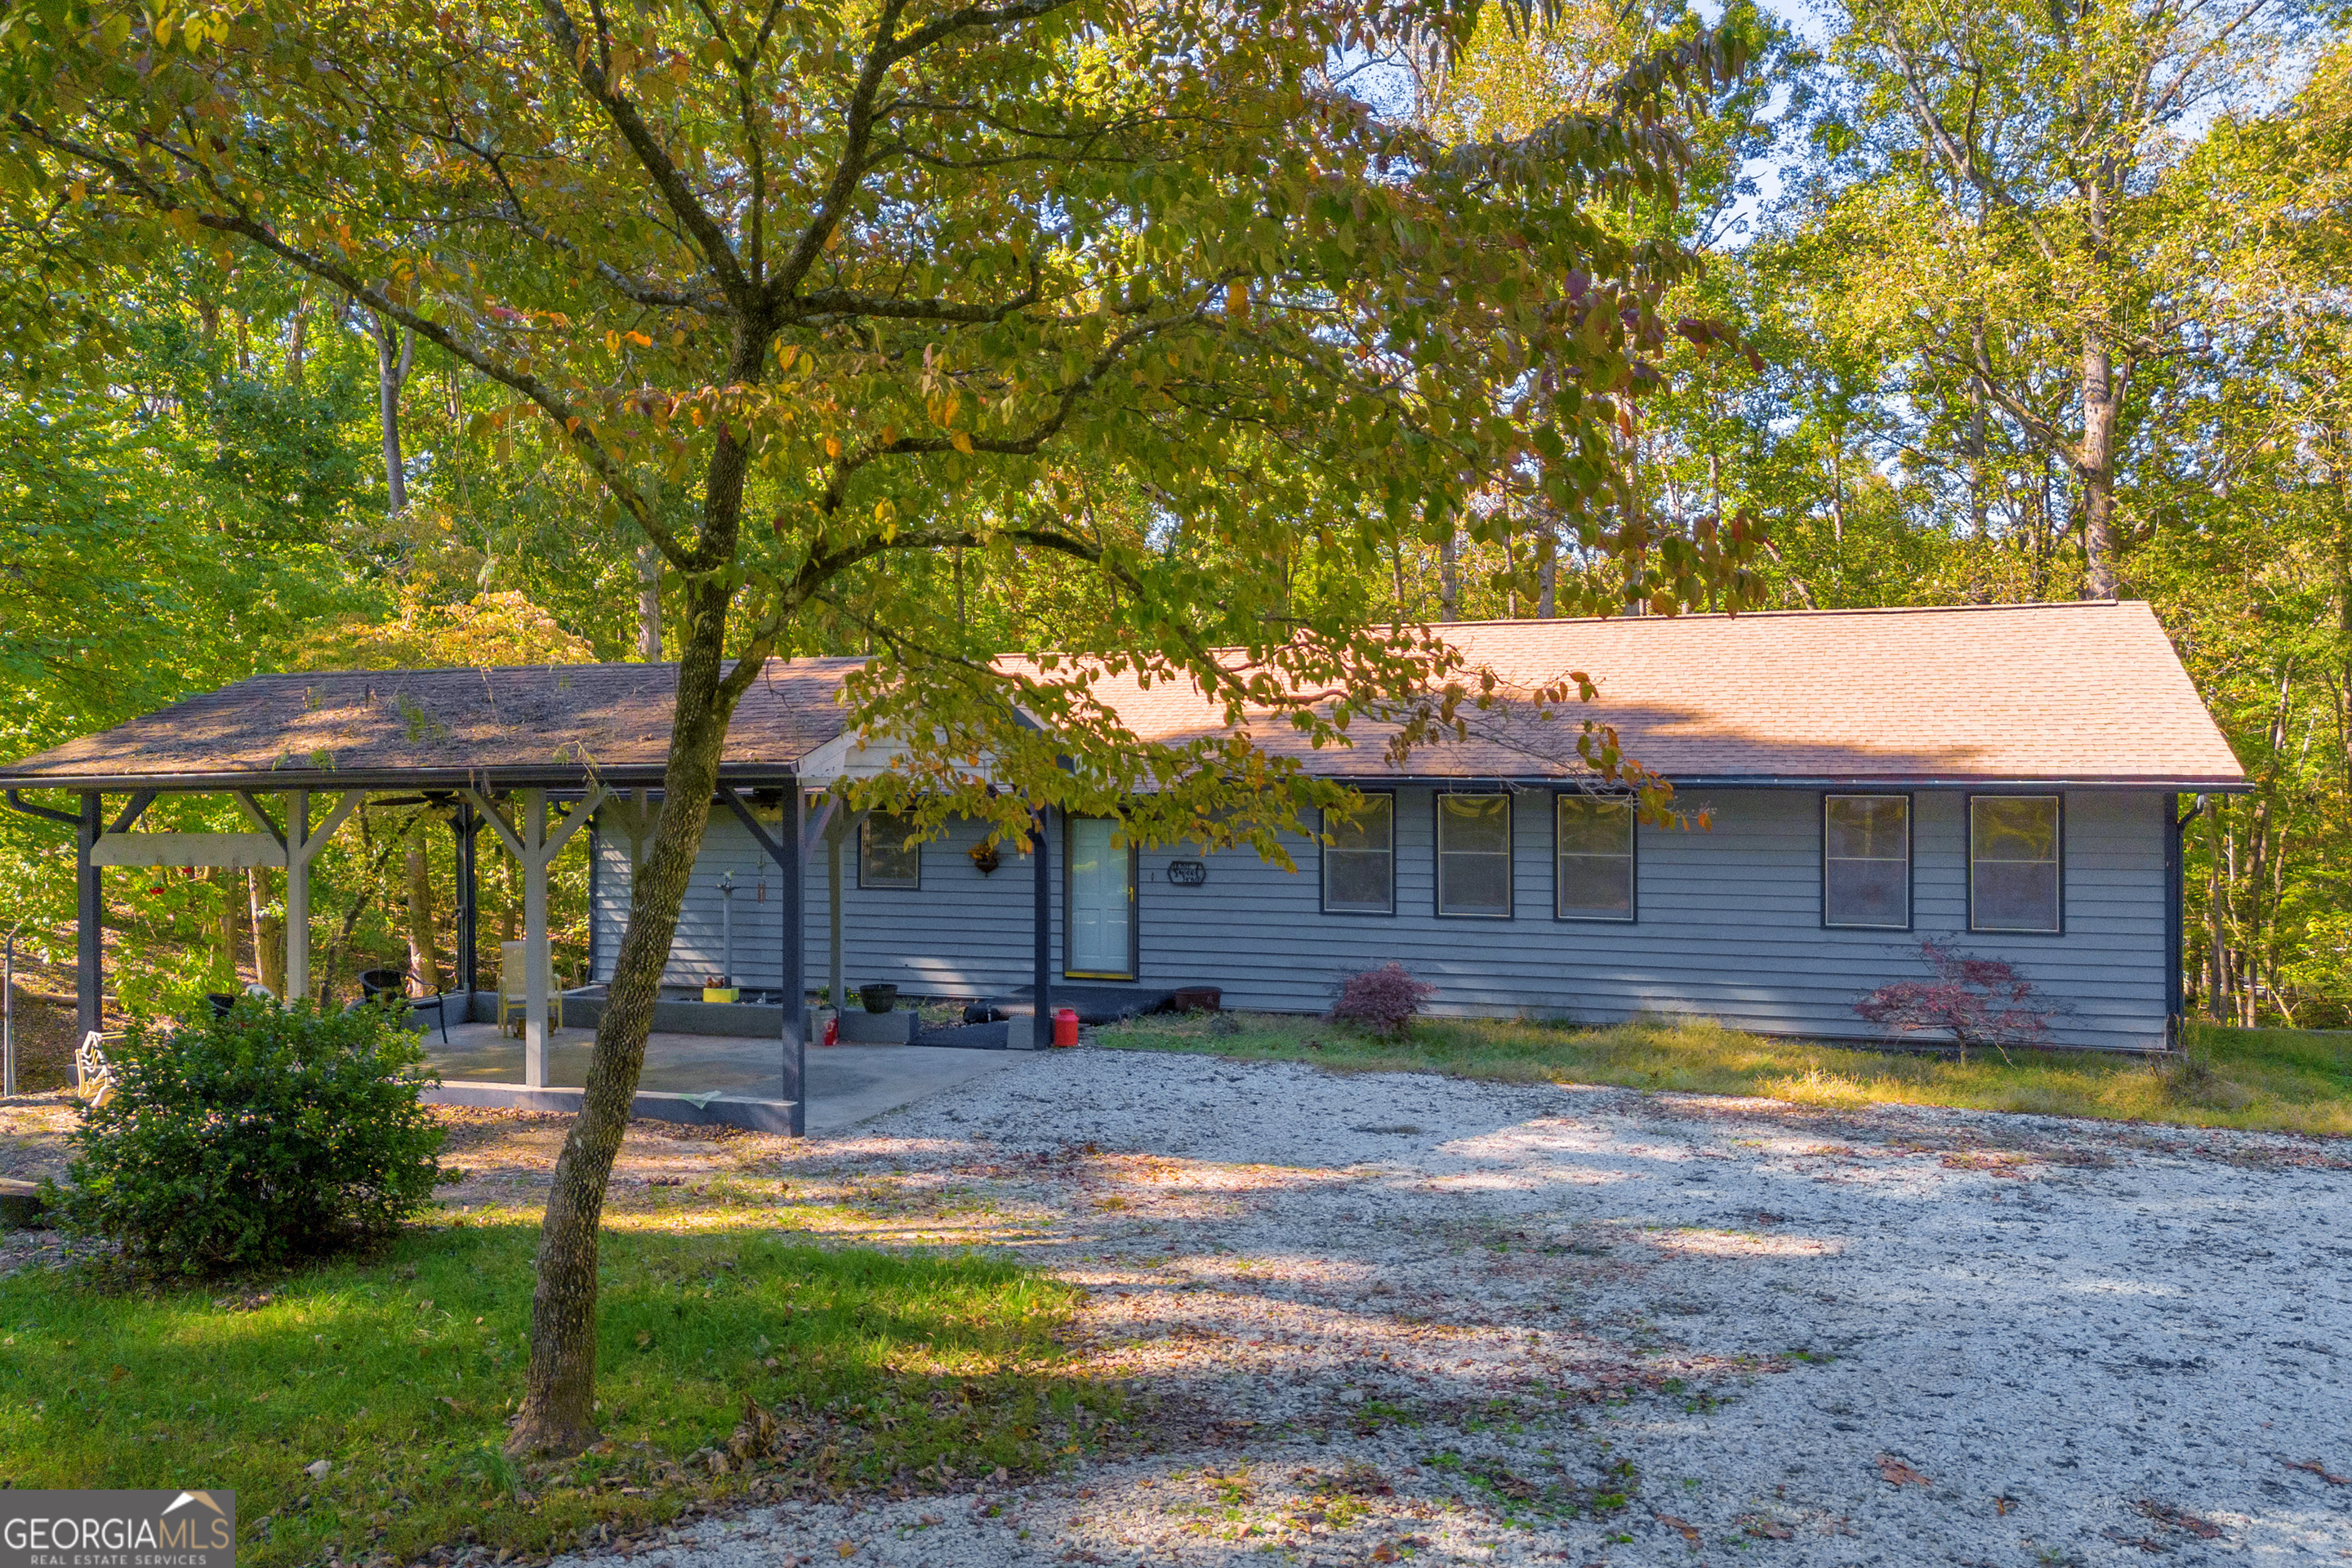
[1321,792,1396,914]
[1823,795,1909,929]
[1556,794,1636,921]
[1436,793,1513,918]
[1971,795,2062,933]
[858,812,922,889]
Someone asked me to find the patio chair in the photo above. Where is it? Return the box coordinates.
[497,940,564,1039]
[74,1030,124,1108]
[346,968,452,1044]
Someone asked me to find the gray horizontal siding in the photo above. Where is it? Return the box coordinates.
[593,809,1041,998]
[592,786,2172,1051]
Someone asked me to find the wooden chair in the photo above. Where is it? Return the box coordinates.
[497,940,564,1038]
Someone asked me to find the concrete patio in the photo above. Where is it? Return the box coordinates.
[422,1021,1021,1136]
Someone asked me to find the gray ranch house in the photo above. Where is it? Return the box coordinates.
[0,599,2243,1133]
[614,599,2241,1054]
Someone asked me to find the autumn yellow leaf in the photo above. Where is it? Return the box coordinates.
[950,430,974,454]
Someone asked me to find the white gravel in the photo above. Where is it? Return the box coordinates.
[541,1047,2352,1567]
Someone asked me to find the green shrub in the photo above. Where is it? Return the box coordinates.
[46,999,444,1275]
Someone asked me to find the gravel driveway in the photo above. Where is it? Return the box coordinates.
[528,1046,2352,1567]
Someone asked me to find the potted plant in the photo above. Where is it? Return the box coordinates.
[968,841,1000,875]
[858,982,898,1014]
[702,974,740,1004]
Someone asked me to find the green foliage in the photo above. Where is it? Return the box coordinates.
[46,1000,445,1274]
[0,1224,1106,1568]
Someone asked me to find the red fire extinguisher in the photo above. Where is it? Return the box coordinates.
[1053,1007,1080,1048]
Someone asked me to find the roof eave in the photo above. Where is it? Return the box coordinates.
[1306,771,2251,791]
[0,762,807,795]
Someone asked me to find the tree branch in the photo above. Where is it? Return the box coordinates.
[539,0,755,309]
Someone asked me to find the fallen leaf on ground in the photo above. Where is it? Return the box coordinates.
[1876,1455,1931,1487]
[1653,1512,1700,1544]
[2286,1459,2350,1486]
[2136,1499,2222,1539]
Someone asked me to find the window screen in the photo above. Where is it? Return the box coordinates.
[858,812,922,889]
[1557,795,1636,920]
[1823,795,1909,929]
[1322,794,1395,914]
[1437,794,1512,917]
[1971,795,2061,933]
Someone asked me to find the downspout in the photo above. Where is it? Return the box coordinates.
[2169,794,2206,1050]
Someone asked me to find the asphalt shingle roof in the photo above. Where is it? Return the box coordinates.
[0,600,2243,791]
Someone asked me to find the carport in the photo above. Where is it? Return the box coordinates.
[0,659,1064,1135]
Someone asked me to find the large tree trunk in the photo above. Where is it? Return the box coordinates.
[510,334,765,1456]
[249,869,286,997]
[405,831,438,993]
[636,541,663,661]
[209,866,243,984]
[376,316,414,516]
[2078,328,2121,599]
[287,292,309,391]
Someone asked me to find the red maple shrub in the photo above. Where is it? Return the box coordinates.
[1332,962,1437,1037]
[1853,938,2056,1064]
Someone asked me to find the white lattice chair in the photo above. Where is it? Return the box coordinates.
[74,1030,125,1108]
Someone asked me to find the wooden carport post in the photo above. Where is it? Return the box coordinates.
[718,787,805,1136]
[1031,803,1052,1048]
[76,792,100,1036]
[278,791,363,1009]
[465,786,605,1087]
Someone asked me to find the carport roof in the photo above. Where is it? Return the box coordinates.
[0,599,2246,794]
[0,658,866,792]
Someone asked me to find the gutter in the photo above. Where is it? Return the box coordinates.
[0,765,804,795]
[2167,793,2209,1048]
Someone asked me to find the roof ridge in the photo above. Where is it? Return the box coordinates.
[1433,600,2140,632]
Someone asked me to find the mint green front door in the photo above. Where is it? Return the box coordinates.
[1066,817,1134,978]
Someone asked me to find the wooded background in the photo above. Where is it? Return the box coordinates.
[1,0,2341,1036]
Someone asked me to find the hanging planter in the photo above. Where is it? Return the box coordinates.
[968,841,1000,875]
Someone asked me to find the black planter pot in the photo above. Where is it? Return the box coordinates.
[858,982,899,1015]
[205,991,240,1020]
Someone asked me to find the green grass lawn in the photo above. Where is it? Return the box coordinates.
[1098,1012,2352,1136]
[0,1220,1115,1568]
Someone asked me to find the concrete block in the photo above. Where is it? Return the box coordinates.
[0,1177,44,1231]
[1005,1013,1040,1050]
[422,1080,796,1134]
[836,1009,914,1045]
